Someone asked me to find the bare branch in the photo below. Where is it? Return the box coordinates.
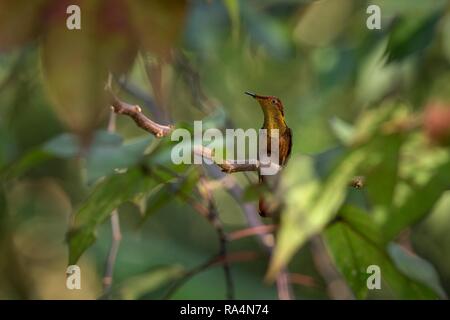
[289,273,318,288]
[109,93,259,174]
[149,168,235,299]
[110,95,172,137]
[173,51,216,113]
[116,76,166,122]
[103,110,122,295]
[228,225,277,241]
[276,267,294,300]
[198,176,234,300]
[205,167,293,299]
[103,210,122,292]
[193,145,259,173]
[310,235,354,299]
[206,166,274,249]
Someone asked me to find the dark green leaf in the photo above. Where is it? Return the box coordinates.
[68,168,153,264]
[386,10,443,63]
[339,205,383,246]
[242,184,266,202]
[140,167,200,222]
[382,158,450,241]
[269,147,368,279]
[388,243,446,298]
[116,265,185,300]
[1,149,53,180]
[141,184,174,222]
[86,135,153,183]
[365,134,403,208]
[43,133,79,158]
[324,222,439,299]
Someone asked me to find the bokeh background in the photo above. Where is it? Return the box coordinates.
[0,0,450,299]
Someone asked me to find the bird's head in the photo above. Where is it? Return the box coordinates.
[245,91,285,118]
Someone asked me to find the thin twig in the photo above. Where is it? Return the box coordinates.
[116,76,166,122]
[206,166,293,299]
[173,51,216,113]
[102,108,123,294]
[110,95,172,137]
[149,166,236,300]
[310,235,354,299]
[194,145,259,173]
[276,267,294,300]
[198,176,234,300]
[206,166,274,249]
[289,273,318,288]
[148,167,236,299]
[228,224,277,241]
[162,251,259,300]
[103,209,122,293]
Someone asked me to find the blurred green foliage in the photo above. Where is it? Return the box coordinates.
[0,0,450,300]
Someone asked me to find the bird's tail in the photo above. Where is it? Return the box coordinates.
[258,196,271,217]
[258,174,272,217]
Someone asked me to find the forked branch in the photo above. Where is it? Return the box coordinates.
[110,93,259,173]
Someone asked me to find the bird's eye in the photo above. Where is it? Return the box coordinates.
[271,99,277,105]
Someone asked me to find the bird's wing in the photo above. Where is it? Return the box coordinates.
[280,127,292,166]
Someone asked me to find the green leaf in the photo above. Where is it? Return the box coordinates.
[145,138,189,174]
[116,265,185,300]
[324,222,439,299]
[339,205,383,246]
[140,184,172,221]
[388,243,446,298]
[329,117,355,145]
[0,149,53,180]
[365,134,403,208]
[43,130,123,160]
[267,102,414,279]
[43,133,79,158]
[68,168,153,264]
[242,184,266,202]
[268,147,368,279]
[90,130,123,147]
[386,10,443,63]
[86,134,153,183]
[42,131,153,183]
[141,168,200,222]
[1,131,112,180]
[381,158,450,241]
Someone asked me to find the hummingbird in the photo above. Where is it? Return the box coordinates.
[245,92,292,217]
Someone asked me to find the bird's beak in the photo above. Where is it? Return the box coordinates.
[245,91,268,100]
[245,91,257,98]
